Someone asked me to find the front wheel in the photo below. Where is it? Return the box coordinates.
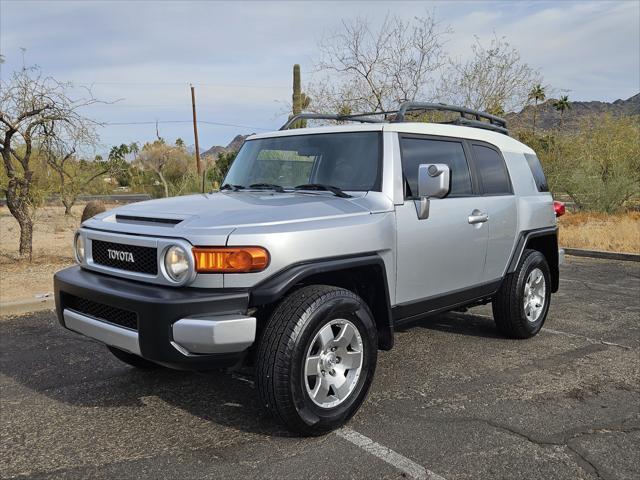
[257,285,377,436]
[492,249,552,338]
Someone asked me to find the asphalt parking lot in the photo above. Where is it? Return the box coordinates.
[1,256,639,480]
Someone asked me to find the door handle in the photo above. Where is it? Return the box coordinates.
[468,211,489,224]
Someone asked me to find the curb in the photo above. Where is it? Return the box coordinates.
[0,297,55,318]
[564,248,640,262]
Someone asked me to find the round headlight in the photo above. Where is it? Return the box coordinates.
[164,245,190,282]
[74,233,85,263]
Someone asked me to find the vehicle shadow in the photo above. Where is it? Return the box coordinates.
[0,313,292,438]
[1,310,503,438]
[395,309,505,339]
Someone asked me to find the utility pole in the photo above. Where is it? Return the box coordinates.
[190,84,202,175]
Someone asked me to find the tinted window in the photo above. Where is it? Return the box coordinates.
[400,138,473,198]
[524,153,549,192]
[472,145,512,195]
[224,132,381,191]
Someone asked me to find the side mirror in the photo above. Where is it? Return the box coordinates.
[416,163,450,219]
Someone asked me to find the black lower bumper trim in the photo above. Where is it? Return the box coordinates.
[54,266,250,369]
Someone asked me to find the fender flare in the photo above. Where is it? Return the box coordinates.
[507,227,559,292]
[249,254,394,350]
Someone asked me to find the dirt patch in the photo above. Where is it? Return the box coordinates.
[0,204,116,304]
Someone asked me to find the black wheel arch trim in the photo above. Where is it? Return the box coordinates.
[507,226,559,292]
[249,253,394,350]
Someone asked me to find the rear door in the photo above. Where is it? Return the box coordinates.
[468,142,517,281]
[395,135,488,307]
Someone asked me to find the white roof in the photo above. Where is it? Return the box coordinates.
[249,122,534,154]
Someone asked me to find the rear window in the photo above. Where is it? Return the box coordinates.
[524,153,549,192]
[472,144,512,195]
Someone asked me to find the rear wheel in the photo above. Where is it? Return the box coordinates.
[257,285,377,436]
[107,346,160,369]
[493,249,551,339]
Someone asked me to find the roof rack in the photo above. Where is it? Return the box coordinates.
[393,102,508,135]
[279,113,384,130]
[279,102,509,135]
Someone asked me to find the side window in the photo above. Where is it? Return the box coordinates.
[524,153,549,192]
[472,144,512,195]
[400,137,473,199]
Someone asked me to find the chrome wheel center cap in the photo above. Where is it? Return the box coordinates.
[321,351,337,369]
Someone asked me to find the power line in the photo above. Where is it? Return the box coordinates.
[102,119,272,131]
[78,81,288,89]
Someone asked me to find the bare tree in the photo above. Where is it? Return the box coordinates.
[309,13,451,113]
[0,66,100,258]
[442,35,542,114]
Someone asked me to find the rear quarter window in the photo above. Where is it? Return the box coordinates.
[471,144,512,195]
[524,153,549,192]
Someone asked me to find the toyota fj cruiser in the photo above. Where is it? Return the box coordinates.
[54,102,563,435]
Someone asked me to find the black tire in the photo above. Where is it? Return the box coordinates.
[107,346,160,369]
[257,285,377,436]
[493,249,552,339]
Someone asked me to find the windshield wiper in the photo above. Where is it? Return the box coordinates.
[294,183,352,198]
[220,183,245,191]
[248,183,285,193]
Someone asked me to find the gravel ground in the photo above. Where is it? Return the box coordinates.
[0,256,638,479]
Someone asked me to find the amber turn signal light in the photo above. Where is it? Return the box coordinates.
[192,247,269,273]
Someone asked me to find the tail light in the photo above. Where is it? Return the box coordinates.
[192,247,269,273]
[553,201,566,217]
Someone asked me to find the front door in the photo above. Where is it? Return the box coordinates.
[395,135,489,306]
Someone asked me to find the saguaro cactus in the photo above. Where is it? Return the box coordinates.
[291,64,310,128]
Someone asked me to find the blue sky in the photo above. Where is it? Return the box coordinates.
[1,0,638,155]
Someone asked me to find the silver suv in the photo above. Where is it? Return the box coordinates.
[54,103,562,435]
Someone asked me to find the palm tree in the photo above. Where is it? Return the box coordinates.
[528,84,546,134]
[554,95,571,129]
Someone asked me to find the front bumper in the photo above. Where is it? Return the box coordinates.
[54,266,254,369]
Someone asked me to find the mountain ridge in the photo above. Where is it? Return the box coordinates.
[506,93,639,131]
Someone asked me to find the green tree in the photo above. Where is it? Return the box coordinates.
[44,126,113,215]
[211,150,237,187]
[136,139,195,197]
[528,84,546,134]
[553,95,571,129]
[108,143,132,186]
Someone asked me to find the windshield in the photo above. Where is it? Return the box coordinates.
[223,132,382,192]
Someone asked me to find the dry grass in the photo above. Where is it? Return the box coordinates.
[559,211,640,253]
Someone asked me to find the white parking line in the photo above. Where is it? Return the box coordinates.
[336,427,446,480]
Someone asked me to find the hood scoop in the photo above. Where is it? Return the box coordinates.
[115,214,183,227]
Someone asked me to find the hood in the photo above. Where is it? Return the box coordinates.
[85,191,387,235]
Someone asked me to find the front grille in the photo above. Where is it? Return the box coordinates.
[92,240,157,275]
[65,294,138,331]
